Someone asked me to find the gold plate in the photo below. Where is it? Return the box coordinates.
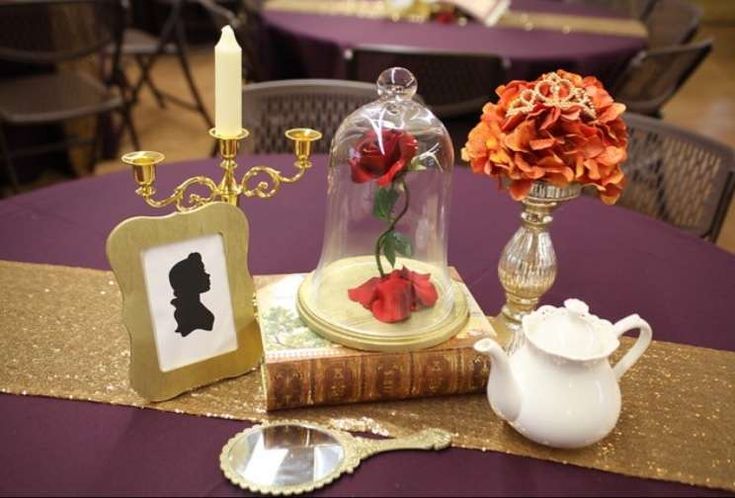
[296,256,469,352]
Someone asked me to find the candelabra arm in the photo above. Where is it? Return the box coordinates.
[135,187,173,210]
[131,175,219,212]
[170,176,221,212]
[240,166,284,199]
[240,127,322,199]
[280,158,311,184]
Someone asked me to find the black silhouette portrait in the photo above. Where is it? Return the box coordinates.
[169,252,215,337]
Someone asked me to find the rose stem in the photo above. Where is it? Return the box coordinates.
[374,177,410,278]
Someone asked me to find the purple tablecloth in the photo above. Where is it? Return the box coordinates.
[262,0,647,85]
[1,154,734,495]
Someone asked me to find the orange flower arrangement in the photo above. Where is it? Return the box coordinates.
[462,70,628,204]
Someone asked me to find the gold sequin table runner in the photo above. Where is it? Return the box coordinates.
[264,0,648,38]
[0,260,733,491]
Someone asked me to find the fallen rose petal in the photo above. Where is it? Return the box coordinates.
[348,269,439,323]
[370,271,414,323]
[347,277,381,309]
[403,268,439,308]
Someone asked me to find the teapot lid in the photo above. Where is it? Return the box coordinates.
[522,299,619,361]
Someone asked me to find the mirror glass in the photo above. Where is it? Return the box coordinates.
[225,424,346,487]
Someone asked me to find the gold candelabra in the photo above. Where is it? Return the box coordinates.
[122,127,322,212]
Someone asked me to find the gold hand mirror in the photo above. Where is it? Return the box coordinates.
[220,420,451,495]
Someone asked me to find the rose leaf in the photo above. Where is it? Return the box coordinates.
[383,231,412,268]
[383,231,397,267]
[373,187,399,221]
[391,231,413,258]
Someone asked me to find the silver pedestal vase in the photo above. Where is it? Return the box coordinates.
[491,181,582,353]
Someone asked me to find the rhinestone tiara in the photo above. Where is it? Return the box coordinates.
[506,72,596,119]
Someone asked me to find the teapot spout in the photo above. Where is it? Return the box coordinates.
[474,338,522,423]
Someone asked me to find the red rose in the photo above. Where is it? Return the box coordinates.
[349,129,418,187]
[347,267,438,323]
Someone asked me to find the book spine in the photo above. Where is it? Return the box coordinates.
[264,346,491,411]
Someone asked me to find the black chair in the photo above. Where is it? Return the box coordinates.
[564,0,655,19]
[198,0,269,83]
[0,0,138,192]
[117,0,213,129]
[643,0,702,48]
[611,39,712,117]
[618,113,734,241]
[347,44,506,119]
[241,79,379,154]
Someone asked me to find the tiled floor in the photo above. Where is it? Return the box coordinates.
[61,22,735,254]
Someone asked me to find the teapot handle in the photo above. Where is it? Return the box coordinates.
[612,314,652,380]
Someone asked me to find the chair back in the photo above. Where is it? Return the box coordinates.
[197,0,268,82]
[644,0,702,48]
[0,0,124,66]
[346,44,506,119]
[564,0,654,19]
[611,39,711,116]
[242,79,381,154]
[619,113,734,241]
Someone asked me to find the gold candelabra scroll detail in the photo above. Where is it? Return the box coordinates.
[122,127,323,212]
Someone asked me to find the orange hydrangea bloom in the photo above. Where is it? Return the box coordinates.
[461,70,628,204]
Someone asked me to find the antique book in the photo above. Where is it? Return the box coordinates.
[255,270,495,411]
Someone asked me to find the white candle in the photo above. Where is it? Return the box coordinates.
[215,26,242,137]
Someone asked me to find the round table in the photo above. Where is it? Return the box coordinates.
[1,154,733,495]
[262,0,647,85]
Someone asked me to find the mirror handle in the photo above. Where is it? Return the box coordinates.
[357,428,451,459]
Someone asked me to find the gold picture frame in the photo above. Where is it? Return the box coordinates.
[106,202,262,401]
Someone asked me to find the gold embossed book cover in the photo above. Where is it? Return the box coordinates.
[255,270,495,411]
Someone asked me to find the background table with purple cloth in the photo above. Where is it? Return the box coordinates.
[262,0,647,85]
[1,154,734,496]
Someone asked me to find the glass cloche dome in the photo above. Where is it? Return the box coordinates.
[297,68,468,351]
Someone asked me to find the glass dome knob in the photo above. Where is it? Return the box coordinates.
[377,67,417,100]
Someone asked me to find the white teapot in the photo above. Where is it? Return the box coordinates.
[474,299,652,448]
